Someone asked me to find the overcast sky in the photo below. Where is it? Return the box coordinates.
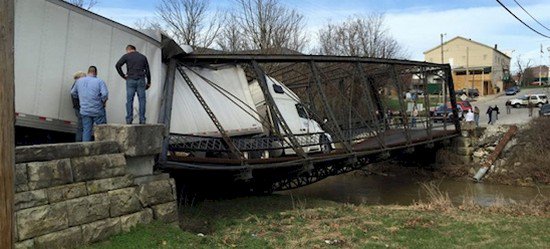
[92,0,550,72]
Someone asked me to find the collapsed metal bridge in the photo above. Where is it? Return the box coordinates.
[157,53,461,193]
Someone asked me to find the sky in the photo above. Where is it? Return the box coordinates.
[91,0,550,72]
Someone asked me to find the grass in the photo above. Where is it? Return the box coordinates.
[82,192,549,249]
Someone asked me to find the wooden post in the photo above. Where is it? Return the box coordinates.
[0,0,15,248]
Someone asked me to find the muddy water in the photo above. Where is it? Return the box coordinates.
[280,172,549,206]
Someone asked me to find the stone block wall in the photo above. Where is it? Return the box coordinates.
[13,125,177,249]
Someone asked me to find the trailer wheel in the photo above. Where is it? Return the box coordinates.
[320,134,332,153]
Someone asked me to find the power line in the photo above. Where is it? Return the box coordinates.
[495,0,550,39]
[513,0,550,32]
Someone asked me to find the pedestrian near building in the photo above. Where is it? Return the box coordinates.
[70,66,109,142]
[486,106,493,125]
[528,101,534,117]
[493,105,500,120]
[411,107,418,128]
[474,106,480,127]
[70,71,87,142]
[116,44,151,124]
[465,110,475,129]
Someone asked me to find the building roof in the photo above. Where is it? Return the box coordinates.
[423,36,511,59]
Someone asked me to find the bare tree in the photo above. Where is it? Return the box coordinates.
[218,0,308,53]
[156,0,222,48]
[515,55,533,86]
[66,0,98,10]
[317,13,404,59]
[133,17,164,31]
[216,13,248,52]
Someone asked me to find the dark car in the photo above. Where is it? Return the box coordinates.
[505,86,520,95]
[467,88,480,97]
[432,104,463,123]
[455,88,479,98]
[540,104,550,117]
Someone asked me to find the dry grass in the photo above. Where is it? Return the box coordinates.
[415,180,550,217]
[491,118,550,185]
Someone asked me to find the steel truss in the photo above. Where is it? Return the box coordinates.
[159,53,461,191]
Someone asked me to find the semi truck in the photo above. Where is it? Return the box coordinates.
[15,0,332,157]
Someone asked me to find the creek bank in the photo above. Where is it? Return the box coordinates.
[434,118,550,187]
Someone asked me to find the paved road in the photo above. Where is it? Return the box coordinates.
[468,87,549,127]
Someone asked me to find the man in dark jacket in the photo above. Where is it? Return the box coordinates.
[116,45,151,124]
[486,106,493,125]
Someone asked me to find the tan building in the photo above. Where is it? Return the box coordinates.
[424,36,511,96]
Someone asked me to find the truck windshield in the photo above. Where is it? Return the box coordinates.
[295,104,308,119]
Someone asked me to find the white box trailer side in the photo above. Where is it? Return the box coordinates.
[14,0,162,133]
[170,65,264,137]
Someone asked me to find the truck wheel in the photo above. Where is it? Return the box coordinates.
[319,134,332,153]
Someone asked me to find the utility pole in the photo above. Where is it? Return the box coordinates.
[540,44,543,84]
[440,33,446,103]
[467,47,472,91]
[0,0,15,248]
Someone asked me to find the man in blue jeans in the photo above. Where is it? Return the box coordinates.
[70,66,109,142]
[115,45,151,124]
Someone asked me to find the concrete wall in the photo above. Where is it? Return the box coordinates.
[13,125,176,249]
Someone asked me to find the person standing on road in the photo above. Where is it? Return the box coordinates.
[486,106,493,125]
[528,101,534,117]
[506,101,511,114]
[411,107,418,128]
[116,45,151,124]
[70,71,87,142]
[465,110,475,129]
[474,106,480,127]
[71,66,109,142]
[493,105,500,120]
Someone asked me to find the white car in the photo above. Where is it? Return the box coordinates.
[508,94,548,108]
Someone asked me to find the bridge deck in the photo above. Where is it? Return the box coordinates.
[167,128,458,168]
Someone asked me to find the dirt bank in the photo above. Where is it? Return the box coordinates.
[483,118,550,186]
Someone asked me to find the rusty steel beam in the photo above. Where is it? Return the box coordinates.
[176,54,447,67]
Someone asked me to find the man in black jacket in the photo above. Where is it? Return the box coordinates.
[115,45,151,124]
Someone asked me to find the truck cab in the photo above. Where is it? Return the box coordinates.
[250,77,333,155]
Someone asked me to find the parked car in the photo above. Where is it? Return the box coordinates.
[530,81,544,86]
[507,94,549,108]
[431,104,463,123]
[455,88,479,98]
[539,104,550,117]
[505,86,520,95]
[457,101,473,112]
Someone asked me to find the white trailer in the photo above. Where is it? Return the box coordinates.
[14,0,163,136]
[14,0,330,154]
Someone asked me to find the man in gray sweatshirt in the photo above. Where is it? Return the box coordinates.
[115,45,151,124]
